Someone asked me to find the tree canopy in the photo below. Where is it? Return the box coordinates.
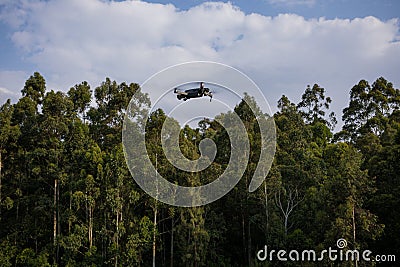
[0,74,398,266]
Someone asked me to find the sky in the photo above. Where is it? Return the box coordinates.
[0,0,399,129]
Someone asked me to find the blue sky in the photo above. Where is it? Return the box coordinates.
[0,0,399,129]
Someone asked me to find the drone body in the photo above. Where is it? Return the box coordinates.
[174,82,213,102]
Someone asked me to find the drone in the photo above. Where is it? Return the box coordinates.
[174,82,213,102]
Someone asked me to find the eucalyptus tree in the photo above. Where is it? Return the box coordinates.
[297,84,337,130]
[338,77,400,143]
[0,100,20,221]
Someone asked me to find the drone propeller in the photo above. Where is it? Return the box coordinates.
[203,91,212,102]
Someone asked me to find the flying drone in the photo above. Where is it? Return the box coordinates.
[174,82,213,102]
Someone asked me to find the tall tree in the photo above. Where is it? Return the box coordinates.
[297,83,337,130]
[21,72,46,105]
[87,78,139,150]
[322,143,383,251]
[0,100,20,221]
[41,90,74,263]
[339,77,400,142]
[67,81,92,121]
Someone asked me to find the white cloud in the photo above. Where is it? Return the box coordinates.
[0,87,13,94]
[0,0,399,124]
[267,0,316,7]
[0,70,27,103]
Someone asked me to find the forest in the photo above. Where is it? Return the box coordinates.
[0,72,399,266]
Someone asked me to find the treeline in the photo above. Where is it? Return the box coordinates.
[0,73,399,266]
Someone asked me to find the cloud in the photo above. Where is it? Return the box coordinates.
[0,70,26,103]
[267,0,316,7]
[0,87,13,94]
[0,0,399,124]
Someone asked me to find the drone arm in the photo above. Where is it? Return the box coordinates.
[175,89,188,95]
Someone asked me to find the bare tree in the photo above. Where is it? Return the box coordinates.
[274,187,304,235]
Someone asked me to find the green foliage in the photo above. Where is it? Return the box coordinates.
[0,73,397,266]
[21,72,46,105]
[297,84,336,129]
[338,77,400,142]
[0,240,16,267]
[68,81,92,115]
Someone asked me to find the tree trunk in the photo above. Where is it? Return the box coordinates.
[284,215,288,236]
[353,204,357,267]
[153,154,158,267]
[0,151,2,221]
[247,217,251,266]
[35,216,38,253]
[241,205,246,262]
[89,205,93,249]
[102,212,107,262]
[352,204,356,245]
[54,179,59,265]
[69,189,72,234]
[264,181,269,237]
[53,179,58,245]
[170,218,174,267]
[115,209,119,267]
[57,177,60,260]
[152,206,157,267]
